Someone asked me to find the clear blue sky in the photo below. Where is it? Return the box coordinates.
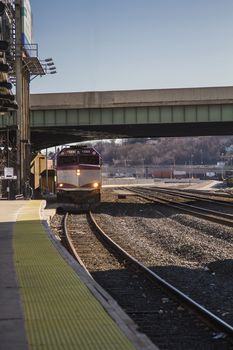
[30,0,233,94]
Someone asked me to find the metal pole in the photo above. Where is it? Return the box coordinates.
[7,126,10,199]
[15,0,22,195]
[46,148,49,193]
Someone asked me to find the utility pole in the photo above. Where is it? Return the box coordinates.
[6,125,10,199]
[45,147,49,193]
[15,0,23,194]
[15,0,31,195]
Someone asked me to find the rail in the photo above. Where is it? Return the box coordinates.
[62,210,233,341]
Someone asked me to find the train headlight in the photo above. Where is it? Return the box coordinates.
[59,183,63,188]
[93,182,99,188]
[76,169,81,176]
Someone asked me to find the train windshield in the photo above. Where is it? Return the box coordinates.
[57,156,77,166]
[79,155,100,165]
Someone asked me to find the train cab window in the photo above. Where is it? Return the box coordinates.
[79,155,100,165]
[57,156,77,166]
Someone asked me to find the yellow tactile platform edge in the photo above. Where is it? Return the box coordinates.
[13,200,135,350]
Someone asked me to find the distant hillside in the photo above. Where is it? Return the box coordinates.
[93,136,233,166]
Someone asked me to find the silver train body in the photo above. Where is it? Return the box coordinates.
[56,146,102,210]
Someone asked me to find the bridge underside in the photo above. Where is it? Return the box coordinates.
[31,120,233,150]
[30,103,233,149]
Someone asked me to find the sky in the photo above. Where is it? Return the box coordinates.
[29,0,233,94]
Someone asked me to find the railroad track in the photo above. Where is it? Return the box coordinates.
[147,186,233,207]
[124,187,233,227]
[63,211,233,349]
[162,187,233,201]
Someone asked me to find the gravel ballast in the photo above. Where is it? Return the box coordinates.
[93,188,233,326]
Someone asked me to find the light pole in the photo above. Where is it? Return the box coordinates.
[14,2,56,196]
[142,158,145,178]
[124,158,127,176]
[6,125,10,199]
[190,154,194,179]
[15,0,22,194]
[200,149,203,165]
[45,148,49,194]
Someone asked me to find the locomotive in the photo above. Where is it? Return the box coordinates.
[56,145,102,210]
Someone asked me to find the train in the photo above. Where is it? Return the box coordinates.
[56,145,102,210]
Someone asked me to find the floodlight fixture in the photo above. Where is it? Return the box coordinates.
[37,57,57,77]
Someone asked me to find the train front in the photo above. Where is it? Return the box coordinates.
[56,146,102,210]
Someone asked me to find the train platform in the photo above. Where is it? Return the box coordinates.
[0,200,156,350]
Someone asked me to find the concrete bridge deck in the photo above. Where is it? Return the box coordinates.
[0,86,233,150]
[30,86,233,109]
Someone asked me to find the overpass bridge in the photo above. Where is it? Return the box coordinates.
[1,86,233,150]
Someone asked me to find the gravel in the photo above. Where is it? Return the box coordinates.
[93,188,233,325]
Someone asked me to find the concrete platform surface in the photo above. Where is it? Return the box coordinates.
[0,201,29,350]
[0,200,157,350]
